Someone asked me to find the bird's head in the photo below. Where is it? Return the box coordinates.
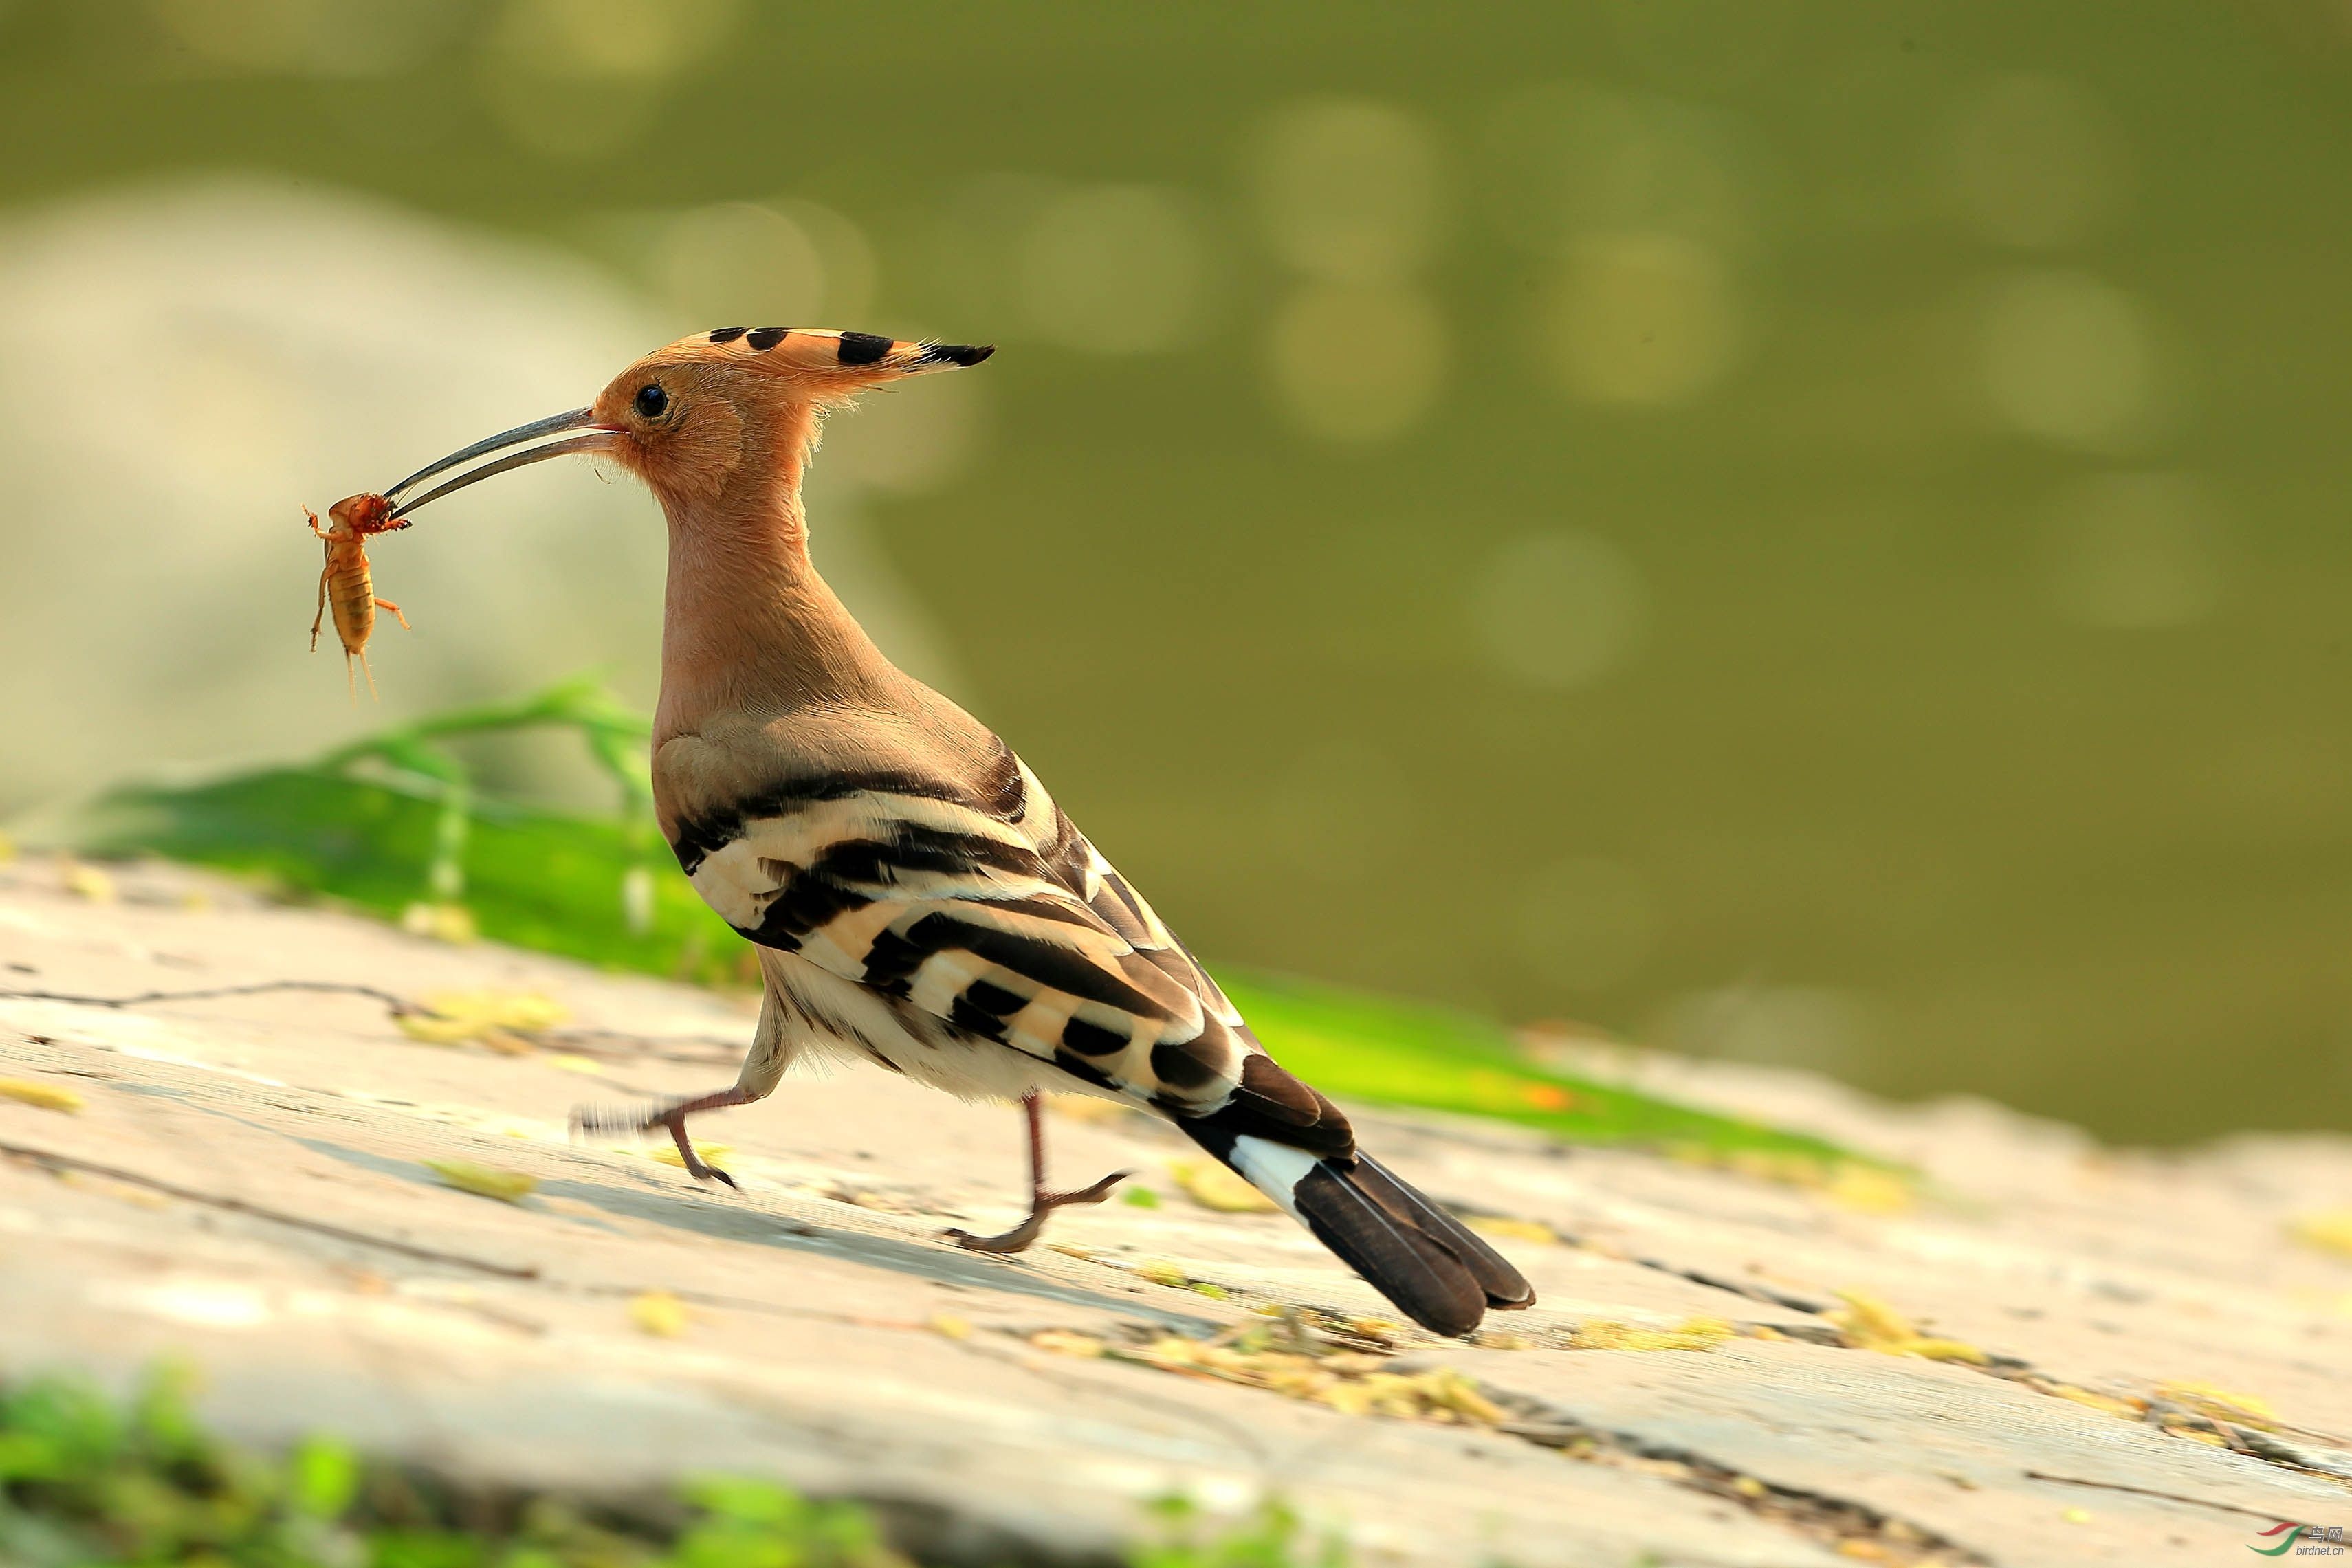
[379,327,992,520]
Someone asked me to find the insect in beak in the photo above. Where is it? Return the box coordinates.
[380,406,626,520]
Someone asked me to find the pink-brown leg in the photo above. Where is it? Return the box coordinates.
[945,1092,1127,1255]
[574,1085,756,1189]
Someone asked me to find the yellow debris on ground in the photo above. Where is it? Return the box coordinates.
[628,1290,688,1338]
[1826,1290,1990,1363]
[398,902,479,944]
[2156,1380,2278,1431]
[395,990,568,1046]
[1465,1215,1560,1245]
[1824,1164,1915,1215]
[2036,1380,2144,1419]
[1568,1316,1735,1352]
[650,1144,732,1168]
[424,1159,538,1204]
[1028,1325,1506,1426]
[1168,1158,1277,1213]
[2288,1210,2352,1261]
[1125,1257,1235,1297]
[61,859,115,903]
[928,1314,973,1341]
[0,1079,84,1114]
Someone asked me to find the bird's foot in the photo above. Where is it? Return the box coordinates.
[571,1096,740,1191]
[661,1117,738,1190]
[945,1168,1127,1255]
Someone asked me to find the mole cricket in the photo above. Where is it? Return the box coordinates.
[307,492,412,701]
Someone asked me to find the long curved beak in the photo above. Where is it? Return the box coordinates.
[382,407,625,519]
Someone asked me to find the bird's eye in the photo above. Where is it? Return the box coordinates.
[633,383,668,419]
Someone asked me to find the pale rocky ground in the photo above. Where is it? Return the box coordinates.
[1,855,2348,1568]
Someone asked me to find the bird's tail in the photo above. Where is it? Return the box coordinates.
[1185,1124,1537,1338]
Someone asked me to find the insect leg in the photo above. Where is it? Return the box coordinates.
[373,597,411,630]
[311,566,331,652]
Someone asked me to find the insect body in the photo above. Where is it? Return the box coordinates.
[307,492,412,700]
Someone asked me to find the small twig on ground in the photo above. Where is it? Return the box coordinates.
[0,980,415,1015]
[0,1140,538,1279]
[2023,1472,2319,1522]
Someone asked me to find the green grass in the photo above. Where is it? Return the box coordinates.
[63,678,1867,1173]
[0,1367,1330,1568]
[1221,975,1854,1164]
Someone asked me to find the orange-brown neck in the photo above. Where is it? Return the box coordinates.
[651,402,894,747]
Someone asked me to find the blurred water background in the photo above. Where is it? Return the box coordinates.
[1,1,2348,1143]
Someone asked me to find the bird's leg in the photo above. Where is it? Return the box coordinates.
[577,985,793,1194]
[575,1084,756,1189]
[946,1092,1127,1255]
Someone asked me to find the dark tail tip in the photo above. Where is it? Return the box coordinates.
[1353,1155,1535,1311]
[1292,1158,1537,1337]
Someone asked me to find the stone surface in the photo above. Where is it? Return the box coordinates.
[0,855,2347,1565]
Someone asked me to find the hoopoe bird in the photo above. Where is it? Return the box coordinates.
[375,326,1535,1336]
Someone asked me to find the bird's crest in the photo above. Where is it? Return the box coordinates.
[650,326,991,405]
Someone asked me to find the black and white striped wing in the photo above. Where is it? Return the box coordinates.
[668,754,1312,1120]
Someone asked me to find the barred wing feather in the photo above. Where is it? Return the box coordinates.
[672,756,1251,1109]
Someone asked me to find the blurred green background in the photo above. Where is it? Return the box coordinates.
[2,1,2349,1144]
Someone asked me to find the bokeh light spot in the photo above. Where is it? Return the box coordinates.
[1253,98,1444,284]
[1468,531,1648,689]
[492,0,738,80]
[1266,282,1446,443]
[1544,232,1741,406]
[1977,269,2159,450]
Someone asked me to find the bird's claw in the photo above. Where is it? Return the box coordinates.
[569,1099,739,1192]
[1048,1168,1130,1207]
[945,1169,1128,1255]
